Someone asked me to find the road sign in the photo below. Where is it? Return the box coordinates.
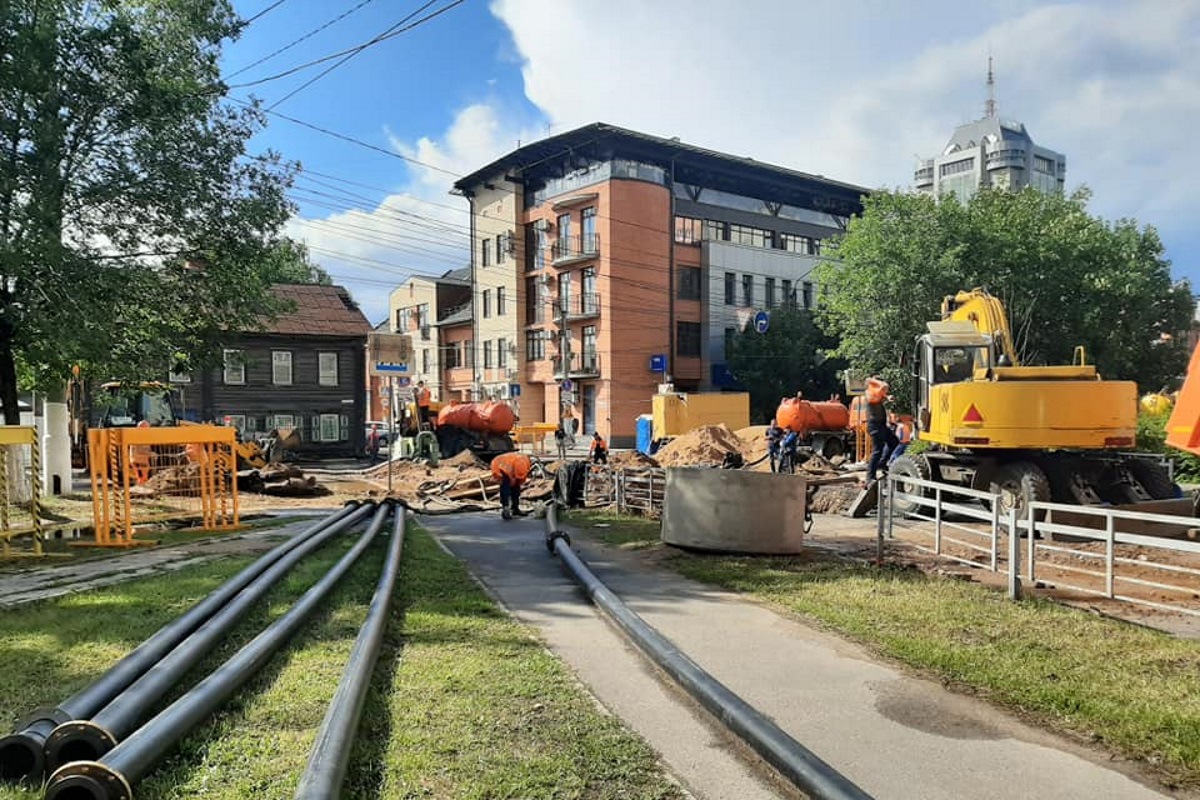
[649,354,667,372]
[753,310,770,335]
[561,379,574,392]
[375,362,408,374]
[509,383,522,398]
[561,391,576,405]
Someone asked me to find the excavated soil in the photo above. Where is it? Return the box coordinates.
[653,424,747,467]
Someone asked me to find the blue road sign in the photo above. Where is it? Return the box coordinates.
[649,354,667,372]
[753,310,770,335]
[561,379,573,392]
[510,383,522,397]
[376,362,408,373]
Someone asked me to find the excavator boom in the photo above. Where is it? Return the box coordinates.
[941,289,1021,367]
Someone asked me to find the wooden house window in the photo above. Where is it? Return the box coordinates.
[272,351,293,385]
[223,350,245,385]
[319,352,339,386]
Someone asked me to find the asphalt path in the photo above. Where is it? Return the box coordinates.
[421,511,1178,800]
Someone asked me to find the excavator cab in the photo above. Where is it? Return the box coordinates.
[96,382,180,428]
[911,322,993,435]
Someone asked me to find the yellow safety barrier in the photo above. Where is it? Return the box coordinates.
[513,423,558,455]
[0,425,43,558]
[88,425,239,547]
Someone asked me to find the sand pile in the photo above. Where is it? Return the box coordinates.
[735,425,771,470]
[653,424,745,468]
[607,450,660,468]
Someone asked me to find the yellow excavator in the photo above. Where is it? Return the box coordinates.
[891,289,1174,515]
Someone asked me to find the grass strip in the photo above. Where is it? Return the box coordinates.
[566,509,1200,789]
[1,519,683,799]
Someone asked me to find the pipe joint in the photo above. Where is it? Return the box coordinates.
[46,760,132,800]
[545,530,570,553]
[45,720,118,773]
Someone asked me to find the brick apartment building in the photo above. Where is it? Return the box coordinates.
[453,123,867,447]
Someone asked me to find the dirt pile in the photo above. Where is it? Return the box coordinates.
[653,424,746,468]
[607,450,660,469]
[735,425,771,471]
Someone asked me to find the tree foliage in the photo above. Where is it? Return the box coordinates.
[727,308,845,423]
[0,0,304,421]
[814,188,1193,411]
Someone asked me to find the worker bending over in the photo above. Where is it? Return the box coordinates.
[491,452,533,520]
[590,431,608,464]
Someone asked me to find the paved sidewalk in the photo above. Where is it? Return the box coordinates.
[422,511,1178,800]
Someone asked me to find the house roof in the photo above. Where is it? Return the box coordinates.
[441,266,470,283]
[263,284,372,337]
[453,122,868,215]
[437,301,472,327]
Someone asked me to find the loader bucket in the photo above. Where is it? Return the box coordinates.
[274,426,301,451]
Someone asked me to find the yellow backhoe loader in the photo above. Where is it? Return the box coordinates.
[891,289,1174,516]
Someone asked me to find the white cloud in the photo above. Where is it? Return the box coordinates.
[492,0,1200,266]
[288,103,542,324]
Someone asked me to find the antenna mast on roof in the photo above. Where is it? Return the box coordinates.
[985,52,997,118]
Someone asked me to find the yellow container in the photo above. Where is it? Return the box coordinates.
[652,392,750,440]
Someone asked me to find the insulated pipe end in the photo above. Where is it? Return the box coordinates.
[545,531,571,553]
[0,731,46,784]
[44,721,118,774]
[45,760,131,800]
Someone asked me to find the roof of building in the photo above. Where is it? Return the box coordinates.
[262,284,372,337]
[453,122,867,214]
[938,115,1060,159]
[437,301,472,327]
[441,266,470,283]
[372,318,391,332]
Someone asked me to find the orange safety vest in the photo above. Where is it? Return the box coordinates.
[491,452,532,484]
[417,387,431,407]
[590,436,607,453]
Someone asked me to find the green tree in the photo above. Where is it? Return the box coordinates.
[0,0,301,422]
[727,308,846,423]
[265,239,332,285]
[815,187,1193,410]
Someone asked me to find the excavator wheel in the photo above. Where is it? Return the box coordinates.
[820,435,846,460]
[889,454,931,517]
[1127,459,1179,501]
[988,461,1051,522]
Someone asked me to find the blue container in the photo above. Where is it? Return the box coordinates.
[635,415,654,455]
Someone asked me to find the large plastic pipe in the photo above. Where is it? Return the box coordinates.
[293,504,407,800]
[0,502,364,784]
[42,502,378,772]
[543,504,874,800]
[44,502,395,800]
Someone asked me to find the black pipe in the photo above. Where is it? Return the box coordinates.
[41,502,378,773]
[544,504,874,800]
[0,502,363,784]
[293,503,407,800]
[44,501,395,800]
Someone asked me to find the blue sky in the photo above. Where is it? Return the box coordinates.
[224,0,1200,325]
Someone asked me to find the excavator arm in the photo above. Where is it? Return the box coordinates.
[940,289,1021,367]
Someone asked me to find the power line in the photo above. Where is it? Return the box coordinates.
[228,0,467,92]
[268,0,446,111]
[226,0,379,80]
[242,0,289,25]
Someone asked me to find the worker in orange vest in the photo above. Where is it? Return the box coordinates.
[589,431,608,465]
[416,381,432,429]
[864,377,898,486]
[491,451,533,520]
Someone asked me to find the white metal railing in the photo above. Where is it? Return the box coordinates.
[882,471,1200,617]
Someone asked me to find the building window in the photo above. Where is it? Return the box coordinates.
[224,414,246,431]
[558,274,571,316]
[483,340,493,369]
[317,413,341,443]
[674,216,702,244]
[703,220,727,241]
[482,289,491,318]
[582,206,597,252]
[939,158,974,177]
[273,413,296,430]
[535,228,546,270]
[724,272,735,305]
[482,238,492,267]
[557,213,572,253]
[496,233,506,264]
[168,368,191,384]
[396,307,410,332]
[582,326,597,370]
[271,351,293,386]
[742,274,753,307]
[525,277,545,324]
[729,223,772,248]
[422,348,430,375]
[526,330,546,361]
[782,279,794,307]
[765,277,776,307]
[724,326,736,355]
[497,337,508,368]
[677,321,702,357]
[497,286,506,316]
[779,233,816,255]
[444,342,462,369]
[417,303,429,330]
[678,267,701,300]
[223,349,245,385]
[318,352,338,386]
[802,281,814,310]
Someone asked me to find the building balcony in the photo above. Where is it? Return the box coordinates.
[551,234,600,267]
[559,292,601,321]
[914,167,933,188]
[552,351,601,379]
[985,148,1026,168]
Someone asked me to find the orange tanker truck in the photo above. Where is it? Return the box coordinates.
[775,395,855,459]
[434,400,517,460]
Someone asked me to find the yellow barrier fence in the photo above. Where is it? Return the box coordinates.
[88,425,239,547]
[0,426,43,558]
